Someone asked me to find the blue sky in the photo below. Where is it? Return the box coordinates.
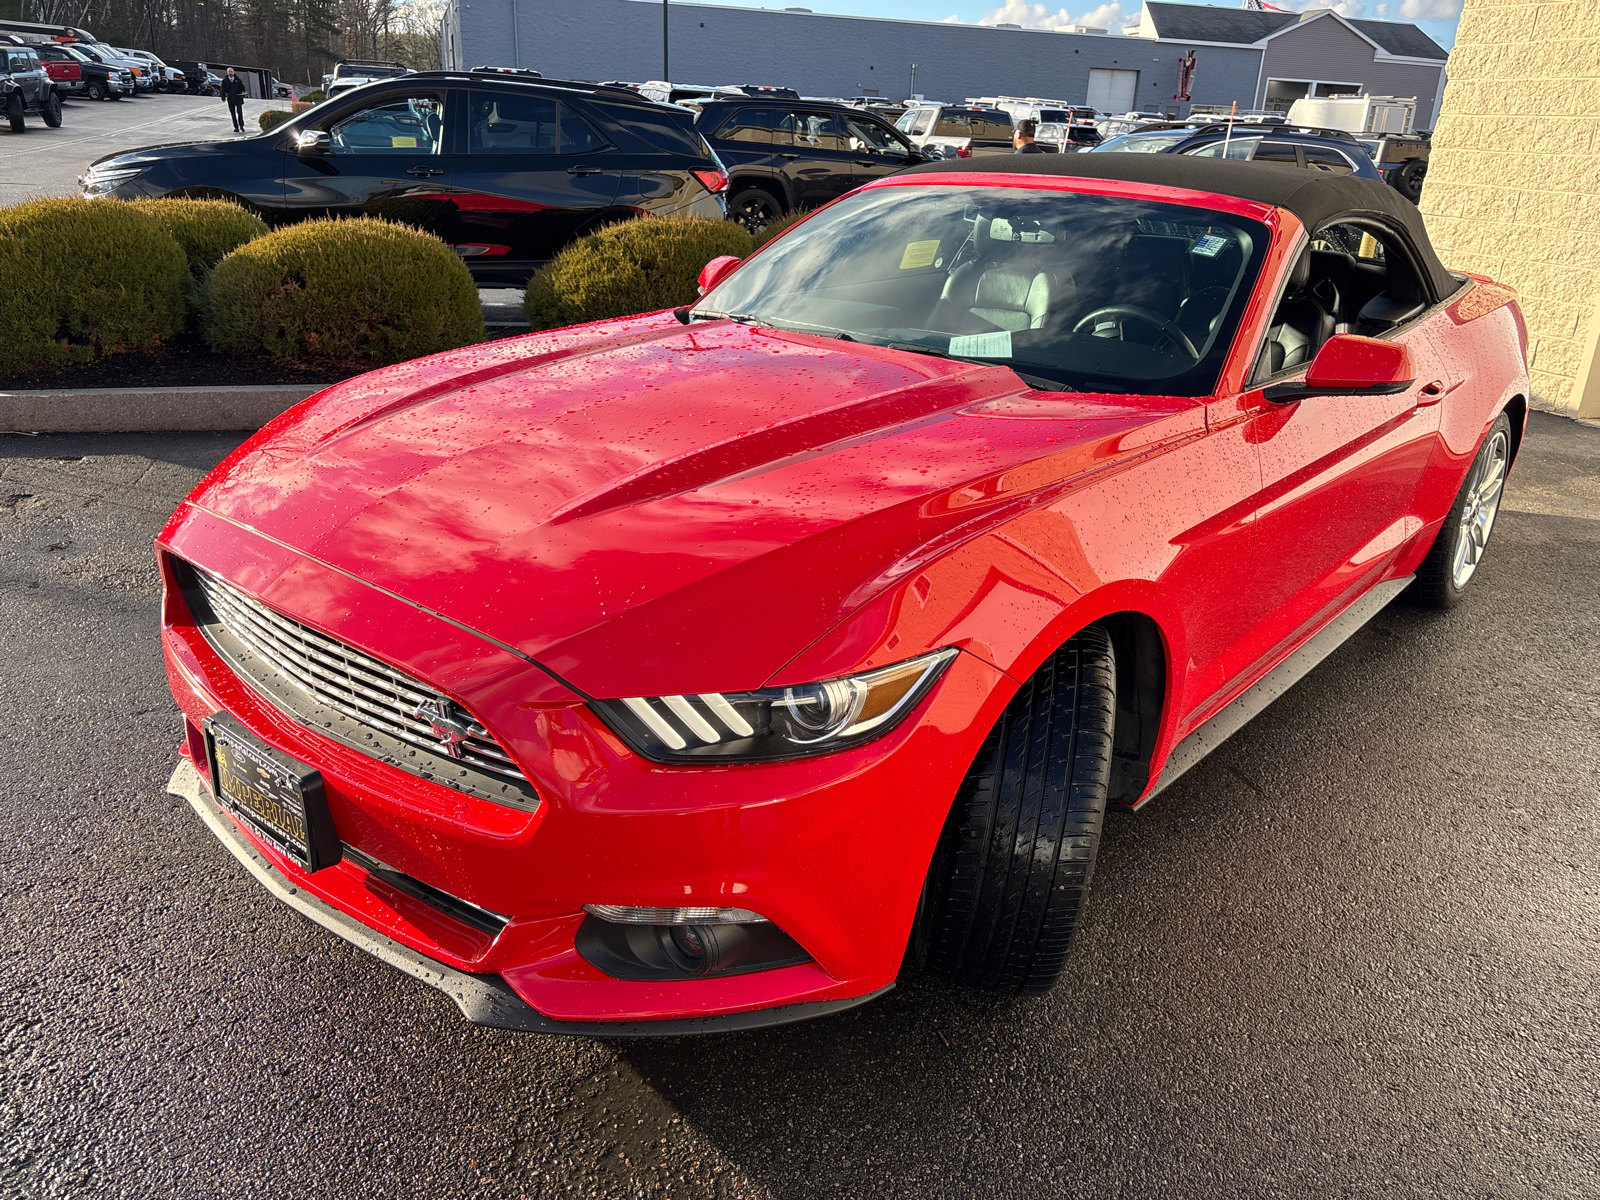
[691,0,1462,50]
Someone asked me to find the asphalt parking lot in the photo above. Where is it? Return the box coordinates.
[0,412,1595,1199]
[0,92,285,206]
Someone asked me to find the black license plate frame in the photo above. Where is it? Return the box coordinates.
[202,712,341,873]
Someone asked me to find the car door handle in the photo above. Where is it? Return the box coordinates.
[405,167,444,177]
[780,153,800,159]
[855,159,877,167]
[567,165,604,176]
[1417,380,1449,406]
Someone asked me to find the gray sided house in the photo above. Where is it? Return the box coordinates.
[441,0,1447,124]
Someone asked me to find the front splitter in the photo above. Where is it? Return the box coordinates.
[166,758,891,1036]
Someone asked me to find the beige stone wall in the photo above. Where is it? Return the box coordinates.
[1419,0,1600,413]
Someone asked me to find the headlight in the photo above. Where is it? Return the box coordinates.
[83,164,142,194]
[590,648,957,764]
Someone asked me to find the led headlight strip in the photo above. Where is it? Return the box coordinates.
[593,647,958,764]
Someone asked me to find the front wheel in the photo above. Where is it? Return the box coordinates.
[1411,412,1512,608]
[917,627,1115,995]
[727,186,784,236]
[86,80,106,101]
[43,91,62,127]
[7,93,25,132]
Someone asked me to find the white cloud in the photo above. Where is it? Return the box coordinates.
[1397,0,1462,18]
[942,12,962,20]
[973,0,1138,32]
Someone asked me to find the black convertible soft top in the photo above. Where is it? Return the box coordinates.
[903,154,1458,299]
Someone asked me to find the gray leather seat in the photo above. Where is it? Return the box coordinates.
[969,268,1057,332]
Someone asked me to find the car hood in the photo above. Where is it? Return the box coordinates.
[181,314,1195,697]
[90,139,264,169]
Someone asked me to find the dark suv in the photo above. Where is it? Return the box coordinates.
[695,97,925,233]
[80,71,729,286]
[1,42,61,130]
[1091,123,1384,184]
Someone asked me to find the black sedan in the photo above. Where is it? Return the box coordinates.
[80,71,729,286]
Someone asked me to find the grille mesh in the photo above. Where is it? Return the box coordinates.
[192,570,530,790]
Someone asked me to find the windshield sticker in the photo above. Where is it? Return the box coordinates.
[1191,234,1228,258]
[949,330,1013,358]
[899,239,940,269]
[391,136,419,148]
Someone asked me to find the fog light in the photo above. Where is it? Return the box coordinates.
[583,904,767,926]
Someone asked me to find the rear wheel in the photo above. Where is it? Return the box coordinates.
[43,91,62,127]
[728,186,784,236]
[1394,157,1427,204]
[918,627,1115,994]
[1411,412,1512,609]
[7,93,25,132]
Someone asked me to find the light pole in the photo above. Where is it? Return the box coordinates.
[909,62,917,99]
[663,0,670,81]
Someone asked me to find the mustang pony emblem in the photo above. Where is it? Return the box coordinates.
[413,696,473,759]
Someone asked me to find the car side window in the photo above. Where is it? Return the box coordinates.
[1304,147,1355,175]
[1188,136,1260,161]
[933,112,972,138]
[784,111,846,151]
[329,95,446,155]
[467,91,556,153]
[716,107,792,146]
[558,106,611,154]
[846,116,902,153]
[1251,141,1300,166]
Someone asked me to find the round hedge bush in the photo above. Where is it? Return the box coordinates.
[0,197,186,375]
[204,217,484,365]
[524,216,753,330]
[258,108,293,132]
[128,197,268,292]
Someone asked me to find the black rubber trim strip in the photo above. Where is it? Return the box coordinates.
[1143,574,1413,804]
[167,758,891,1035]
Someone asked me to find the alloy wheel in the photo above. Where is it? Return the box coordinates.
[734,195,778,235]
[1451,429,1508,588]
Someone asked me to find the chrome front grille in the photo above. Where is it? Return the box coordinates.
[189,568,535,805]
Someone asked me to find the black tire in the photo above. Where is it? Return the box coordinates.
[1394,157,1427,204]
[1411,412,1512,609]
[43,91,62,128]
[727,186,784,236]
[7,93,24,133]
[86,80,106,102]
[919,626,1115,994]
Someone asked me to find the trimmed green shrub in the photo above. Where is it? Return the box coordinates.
[128,198,269,300]
[751,209,807,250]
[204,217,484,365]
[291,91,324,114]
[258,108,293,132]
[524,216,753,330]
[0,197,186,375]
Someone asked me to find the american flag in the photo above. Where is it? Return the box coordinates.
[1242,0,1292,9]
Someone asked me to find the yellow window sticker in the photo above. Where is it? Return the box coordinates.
[899,239,940,270]
[391,136,419,148]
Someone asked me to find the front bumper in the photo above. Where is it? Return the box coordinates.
[166,758,891,1035]
[157,513,1010,1029]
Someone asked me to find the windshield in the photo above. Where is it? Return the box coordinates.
[1094,131,1189,154]
[695,185,1267,396]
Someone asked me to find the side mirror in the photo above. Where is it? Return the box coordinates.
[697,254,741,296]
[1263,334,1414,404]
[295,129,331,155]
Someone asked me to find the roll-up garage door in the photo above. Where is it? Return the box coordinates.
[1087,68,1139,114]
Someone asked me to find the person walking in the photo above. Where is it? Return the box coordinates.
[221,66,247,133]
[1013,119,1048,154]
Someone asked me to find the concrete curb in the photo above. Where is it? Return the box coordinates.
[0,385,325,434]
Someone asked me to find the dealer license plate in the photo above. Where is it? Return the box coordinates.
[203,713,341,873]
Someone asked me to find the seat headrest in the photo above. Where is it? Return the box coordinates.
[1285,250,1312,297]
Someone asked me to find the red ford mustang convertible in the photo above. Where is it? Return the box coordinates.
[160,156,1528,1033]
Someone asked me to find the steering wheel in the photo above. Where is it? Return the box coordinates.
[1072,305,1200,359]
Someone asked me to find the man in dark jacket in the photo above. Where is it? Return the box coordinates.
[1013,119,1048,154]
[221,66,246,132]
